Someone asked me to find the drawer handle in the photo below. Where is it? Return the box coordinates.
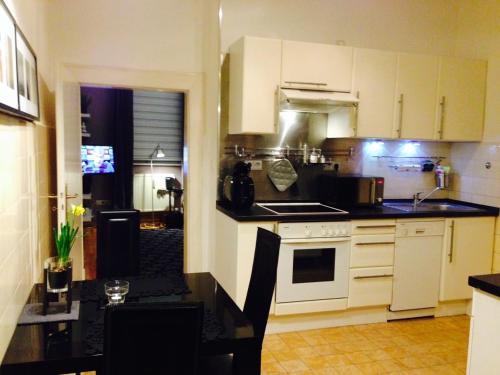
[415,229,426,234]
[354,274,393,280]
[355,225,396,229]
[284,80,328,86]
[354,242,395,246]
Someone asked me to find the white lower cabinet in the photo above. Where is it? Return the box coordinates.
[348,267,394,308]
[467,289,500,374]
[439,217,495,301]
[348,221,396,308]
[214,211,276,309]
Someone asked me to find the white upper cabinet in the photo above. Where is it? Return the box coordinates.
[281,40,353,92]
[227,36,487,139]
[436,57,487,141]
[353,48,398,138]
[228,36,282,134]
[394,53,439,140]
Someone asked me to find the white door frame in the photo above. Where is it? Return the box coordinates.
[55,63,205,273]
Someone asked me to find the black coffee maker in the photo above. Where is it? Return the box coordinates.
[223,161,255,209]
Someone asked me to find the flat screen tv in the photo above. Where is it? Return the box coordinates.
[81,145,115,175]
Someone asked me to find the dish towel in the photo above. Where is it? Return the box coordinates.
[268,159,298,192]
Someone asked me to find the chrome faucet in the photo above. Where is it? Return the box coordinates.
[413,188,441,208]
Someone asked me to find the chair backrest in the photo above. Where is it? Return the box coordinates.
[243,227,281,340]
[97,209,140,278]
[104,301,203,375]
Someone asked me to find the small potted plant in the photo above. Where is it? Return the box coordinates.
[46,204,86,292]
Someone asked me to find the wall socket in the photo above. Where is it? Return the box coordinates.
[250,160,263,170]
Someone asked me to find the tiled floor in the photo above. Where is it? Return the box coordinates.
[262,315,469,374]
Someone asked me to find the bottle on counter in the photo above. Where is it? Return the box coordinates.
[310,148,319,163]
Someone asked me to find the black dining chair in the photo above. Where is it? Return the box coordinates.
[200,227,281,374]
[104,301,204,375]
[96,209,140,278]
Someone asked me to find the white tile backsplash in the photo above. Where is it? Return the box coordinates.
[358,140,451,199]
[450,142,500,207]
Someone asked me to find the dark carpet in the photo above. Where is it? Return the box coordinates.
[139,228,184,277]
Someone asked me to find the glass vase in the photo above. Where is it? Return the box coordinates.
[45,257,73,293]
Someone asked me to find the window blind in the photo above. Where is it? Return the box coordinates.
[133,90,184,164]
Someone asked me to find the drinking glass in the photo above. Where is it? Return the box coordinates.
[104,280,130,305]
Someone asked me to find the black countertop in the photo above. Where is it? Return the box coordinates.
[217,199,499,222]
[468,274,500,298]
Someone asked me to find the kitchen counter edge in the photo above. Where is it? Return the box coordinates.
[469,274,500,298]
[216,199,499,222]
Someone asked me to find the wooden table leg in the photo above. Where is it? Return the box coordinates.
[233,342,261,375]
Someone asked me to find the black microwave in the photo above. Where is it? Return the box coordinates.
[318,174,384,208]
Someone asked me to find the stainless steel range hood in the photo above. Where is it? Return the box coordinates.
[280,88,358,114]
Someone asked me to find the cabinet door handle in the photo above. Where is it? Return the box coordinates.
[354,242,395,246]
[397,93,404,137]
[354,274,393,280]
[352,91,360,137]
[283,80,328,86]
[438,96,446,139]
[448,219,455,263]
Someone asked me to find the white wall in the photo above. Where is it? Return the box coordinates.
[201,0,221,272]
[0,0,55,361]
[221,0,461,54]
[47,0,203,73]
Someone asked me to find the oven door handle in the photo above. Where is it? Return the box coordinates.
[281,237,350,244]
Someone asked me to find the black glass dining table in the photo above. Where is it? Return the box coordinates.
[0,272,260,375]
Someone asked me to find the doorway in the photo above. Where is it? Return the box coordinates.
[55,64,206,280]
[79,86,185,279]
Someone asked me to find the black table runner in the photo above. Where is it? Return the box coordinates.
[80,275,191,303]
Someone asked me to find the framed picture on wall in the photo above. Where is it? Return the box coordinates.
[0,0,19,113]
[15,26,39,120]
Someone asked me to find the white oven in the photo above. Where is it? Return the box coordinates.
[276,222,351,306]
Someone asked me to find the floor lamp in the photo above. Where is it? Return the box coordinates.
[146,144,165,230]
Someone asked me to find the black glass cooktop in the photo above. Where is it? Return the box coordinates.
[257,203,348,215]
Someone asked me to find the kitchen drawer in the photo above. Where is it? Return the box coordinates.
[351,220,396,235]
[351,234,395,267]
[348,267,393,308]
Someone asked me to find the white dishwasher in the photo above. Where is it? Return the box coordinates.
[390,220,444,311]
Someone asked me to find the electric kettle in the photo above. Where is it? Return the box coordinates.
[223,161,255,209]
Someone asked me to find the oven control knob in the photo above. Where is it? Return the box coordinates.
[304,229,312,237]
[327,228,333,236]
[320,229,327,236]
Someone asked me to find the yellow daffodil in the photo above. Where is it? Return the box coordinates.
[71,204,86,217]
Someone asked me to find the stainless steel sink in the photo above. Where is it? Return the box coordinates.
[384,202,482,213]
